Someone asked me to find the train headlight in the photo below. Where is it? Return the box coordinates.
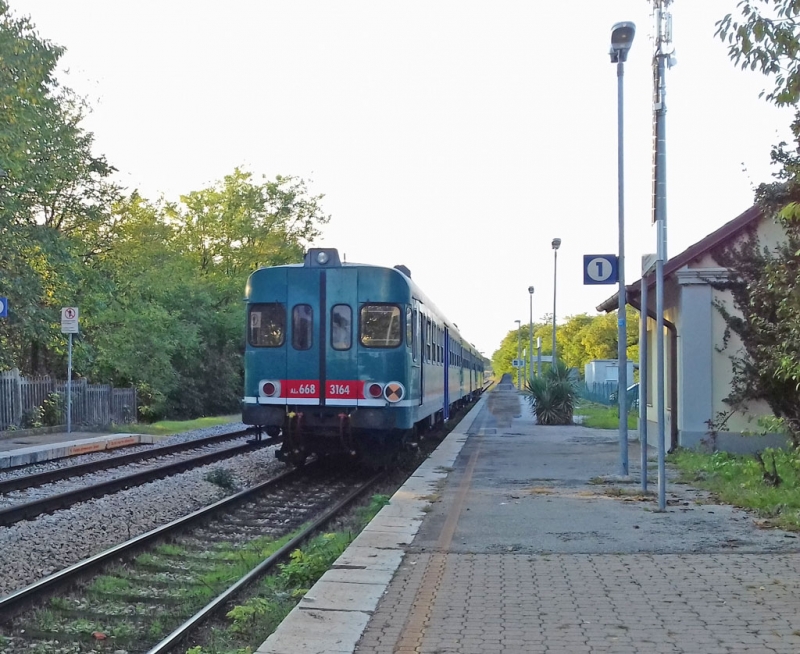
[384,382,405,403]
[316,251,329,265]
[367,383,383,398]
[260,380,280,397]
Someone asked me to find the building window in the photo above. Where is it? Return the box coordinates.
[249,303,285,347]
[292,304,313,350]
[360,304,402,348]
[331,304,352,350]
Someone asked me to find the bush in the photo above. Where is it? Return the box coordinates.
[21,406,43,428]
[524,359,578,425]
[205,467,236,490]
[41,392,64,426]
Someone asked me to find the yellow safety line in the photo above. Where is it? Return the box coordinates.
[393,431,483,653]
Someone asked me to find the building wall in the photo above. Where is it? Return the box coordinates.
[674,217,788,450]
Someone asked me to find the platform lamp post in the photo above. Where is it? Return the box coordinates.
[610,20,635,477]
[551,238,561,365]
[528,286,535,380]
[515,319,522,390]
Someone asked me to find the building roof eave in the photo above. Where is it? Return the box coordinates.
[596,205,762,314]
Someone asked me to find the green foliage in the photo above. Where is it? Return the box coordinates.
[227,597,291,636]
[20,405,43,428]
[0,5,331,425]
[712,1,800,447]
[716,1,800,106]
[278,532,351,589]
[205,468,236,490]
[88,575,131,595]
[491,308,638,381]
[669,447,800,530]
[710,228,800,446]
[354,494,391,525]
[40,391,64,426]
[523,360,578,425]
[574,400,637,430]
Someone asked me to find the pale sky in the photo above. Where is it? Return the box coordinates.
[11,0,794,356]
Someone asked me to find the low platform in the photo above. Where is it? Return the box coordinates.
[0,431,154,469]
[259,383,800,654]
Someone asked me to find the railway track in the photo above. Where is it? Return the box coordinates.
[0,463,381,653]
[0,432,278,527]
[0,428,264,491]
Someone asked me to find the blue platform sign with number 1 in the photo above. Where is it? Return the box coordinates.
[583,255,619,285]
[0,298,7,318]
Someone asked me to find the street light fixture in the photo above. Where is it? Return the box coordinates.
[515,319,522,390]
[551,238,561,365]
[610,20,635,477]
[528,286,535,379]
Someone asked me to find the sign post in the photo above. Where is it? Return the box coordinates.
[61,307,79,433]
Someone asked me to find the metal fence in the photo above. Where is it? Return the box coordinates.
[577,381,639,409]
[0,369,137,431]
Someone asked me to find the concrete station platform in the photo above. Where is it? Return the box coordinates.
[0,430,153,469]
[260,380,800,654]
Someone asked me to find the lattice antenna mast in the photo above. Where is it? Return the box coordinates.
[651,0,675,513]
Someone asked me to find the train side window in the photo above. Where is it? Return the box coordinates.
[292,304,313,350]
[406,306,413,348]
[249,303,285,347]
[331,304,352,350]
[426,319,431,361]
[360,304,402,348]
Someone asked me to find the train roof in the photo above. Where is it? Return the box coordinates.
[251,248,481,354]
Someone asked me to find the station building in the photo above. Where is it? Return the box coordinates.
[597,205,790,453]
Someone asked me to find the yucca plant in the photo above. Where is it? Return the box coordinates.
[524,359,577,425]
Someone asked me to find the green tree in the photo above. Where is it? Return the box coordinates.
[0,1,119,375]
[711,0,800,444]
[716,0,800,106]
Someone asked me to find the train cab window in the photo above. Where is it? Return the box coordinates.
[406,306,413,348]
[331,304,352,350]
[249,303,286,347]
[360,304,402,348]
[292,304,313,350]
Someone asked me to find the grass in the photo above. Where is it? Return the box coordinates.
[669,448,800,531]
[574,400,637,430]
[111,414,240,436]
[186,494,394,653]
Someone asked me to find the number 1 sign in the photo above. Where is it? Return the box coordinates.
[583,255,619,285]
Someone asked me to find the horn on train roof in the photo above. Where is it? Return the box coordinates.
[394,264,411,277]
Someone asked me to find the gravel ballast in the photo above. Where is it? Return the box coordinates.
[0,425,283,597]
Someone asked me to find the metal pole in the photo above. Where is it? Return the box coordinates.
[516,321,522,390]
[654,1,669,511]
[537,337,542,377]
[529,289,534,380]
[552,250,558,363]
[616,58,629,476]
[639,271,649,492]
[67,333,72,434]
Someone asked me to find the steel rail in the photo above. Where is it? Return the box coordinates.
[0,428,269,493]
[0,466,304,615]
[0,437,278,527]
[146,470,383,654]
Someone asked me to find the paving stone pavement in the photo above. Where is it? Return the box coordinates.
[359,551,800,653]
[354,383,800,654]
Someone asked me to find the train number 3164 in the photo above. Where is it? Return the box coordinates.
[328,384,351,395]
